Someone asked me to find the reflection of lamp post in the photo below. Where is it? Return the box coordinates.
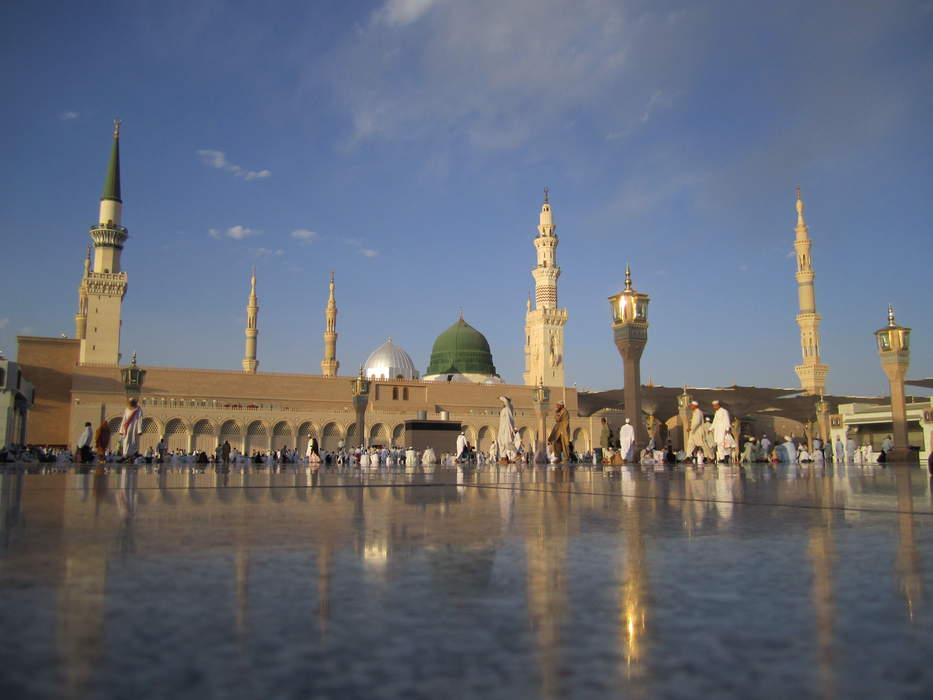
[815,395,831,451]
[677,387,691,451]
[609,265,650,448]
[121,352,146,397]
[875,305,912,463]
[532,382,550,463]
[350,367,371,449]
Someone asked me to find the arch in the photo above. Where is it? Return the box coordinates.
[246,420,269,455]
[139,416,160,454]
[517,426,532,449]
[272,420,293,452]
[463,425,477,446]
[321,421,342,451]
[219,419,243,452]
[193,419,216,453]
[391,423,405,448]
[572,428,589,453]
[164,418,189,453]
[107,416,123,451]
[297,421,317,455]
[477,425,494,452]
[369,423,389,447]
[345,422,359,447]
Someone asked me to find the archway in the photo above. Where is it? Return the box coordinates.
[219,420,242,453]
[298,421,317,455]
[391,423,405,448]
[272,421,292,453]
[164,418,189,453]
[193,419,216,453]
[477,426,493,452]
[321,422,341,451]
[245,420,268,455]
[369,423,389,447]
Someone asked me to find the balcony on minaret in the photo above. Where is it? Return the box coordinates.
[90,222,129,249]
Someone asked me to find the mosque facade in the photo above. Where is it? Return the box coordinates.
[16,124,595,455]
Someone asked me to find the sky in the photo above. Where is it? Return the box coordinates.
[1,0,931,396]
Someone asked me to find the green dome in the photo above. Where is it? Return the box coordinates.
[426,318,497,377]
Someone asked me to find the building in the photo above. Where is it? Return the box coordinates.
[16,124,592,455]
[0,357,34,449]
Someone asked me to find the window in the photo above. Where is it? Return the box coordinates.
[392,388,399,400]
[403,388,409,401]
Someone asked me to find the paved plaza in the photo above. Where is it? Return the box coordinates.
[0,462,931,699]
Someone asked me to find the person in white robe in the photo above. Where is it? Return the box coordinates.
[720,430,737,463]
[760,435,772,458]
[685,401,710,463]
[360,451,370,468]
[422,447,437,466]
[119,398,143,462]
[405,447,418,468]
[456,432,468,461]
[618,418,636,462]
[497,396,517,462]
[76,422,93,463]
[711,401,731,462]
[846,436,857,463]
[780,436,797,463]
[834,437,844,463]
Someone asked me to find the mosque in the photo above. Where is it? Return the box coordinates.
[13,123,932,458]
[16,123,590,456]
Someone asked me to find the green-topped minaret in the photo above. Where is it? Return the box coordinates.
[78,120,129,366]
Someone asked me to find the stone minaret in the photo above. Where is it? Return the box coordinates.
[320,272,339,377]
[79,120,129,366]
[793,187,829,394]
[74,246,91,340]
[242,268,259,373]
[524,188,568,387]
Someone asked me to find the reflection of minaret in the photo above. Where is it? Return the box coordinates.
[321,272,339,377]
[524,188,568,387]
[619,481,648,680]
[807,471,836,700]
[242,268,259,373]
[57,556,107,697]
[317,544,333,639]
[235,546,249,650]
[793,187,829,395]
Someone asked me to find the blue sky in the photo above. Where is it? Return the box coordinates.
[1,0,931,396]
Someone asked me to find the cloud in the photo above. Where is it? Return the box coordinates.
[373,0,442,26]
[249,247,284,257]
[209,225,260,240]
[60,111,79,120]
[344,238,379,258]
[290,229,318,240]
[196,150,271,181]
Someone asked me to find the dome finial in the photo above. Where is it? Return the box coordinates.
[888,303,896,327]
[795,186,806,228]
[543,186,549,204]
[458,307,464,321]
[113,118,122,137]
[624,263,632,291]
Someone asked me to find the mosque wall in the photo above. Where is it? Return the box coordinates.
[15,337,80,446]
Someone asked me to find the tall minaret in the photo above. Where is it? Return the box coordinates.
[320,272,339,377]
[793,187,829,394]
[524,188,568,387]
[74,246,91,340]
[242,268,259,373]
[79,120,129,365]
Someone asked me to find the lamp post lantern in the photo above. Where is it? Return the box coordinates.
[121,351,146,397]
[609,265,650,448]
[875,305,912,463]
[350,367,371,449]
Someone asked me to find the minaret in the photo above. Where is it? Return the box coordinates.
[320,272,339,377]
[74,246,91,340]
[523,188,568,387]
[79,120,129,365]
[242,268,259,373]
[793,187,829,394]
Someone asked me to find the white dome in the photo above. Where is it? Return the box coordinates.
[363,338,419,380]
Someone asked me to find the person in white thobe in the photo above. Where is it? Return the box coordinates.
[846,437,857,463]
[685,402,710,462]
[834,437,844,463]
[619,419,636,462]
[119,398,143,461]
[76,422,93,462]
[456,432,468,461]
[497,396,517,462]
[711,401,731,462]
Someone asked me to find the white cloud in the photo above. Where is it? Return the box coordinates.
[344,238,379,258]
[249,247,284,257]
[196,150,271,181]
[60,111,79,120]
[373,0,442,26]
[209,225,260,240]
[0,318,8,329]
[290,229,318,240]
[361,248,379,258]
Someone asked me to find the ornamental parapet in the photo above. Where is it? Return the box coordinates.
[85,272,128,297]
[89,224,129,248]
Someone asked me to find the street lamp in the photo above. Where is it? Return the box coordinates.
[121,351,146,396]
[609,264,650,448]
[875,304,912,463]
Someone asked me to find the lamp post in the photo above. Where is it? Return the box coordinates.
[350,367,371,449]
[815,395,831,453]
[609,265,650,448]
[677,387,691,451]
[532,382,550,464]
[121,352,146,397]
[875,305,912,463]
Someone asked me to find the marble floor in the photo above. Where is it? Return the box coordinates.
[0,462,931,699]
